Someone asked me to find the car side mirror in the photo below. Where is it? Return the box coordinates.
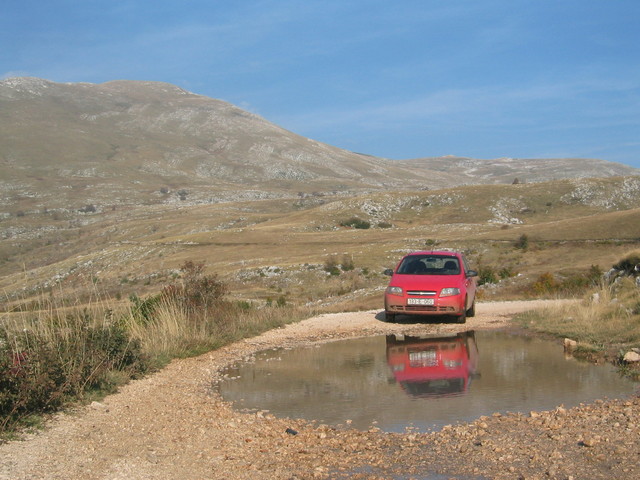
[383,268,394,276]
[467,270,478,278]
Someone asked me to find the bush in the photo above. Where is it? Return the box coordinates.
[340,255,355,272]
[339,217,371,229]
[531,266,603,296]
[515,234,529,251]
[324,256,341,276]
[613,252,640,276]
[2,260,318,436]
[478,265,498,285]
[532,272,560,295]
[1,311,146,432]
[160,261,228,316]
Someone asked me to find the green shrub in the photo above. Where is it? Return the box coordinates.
[1,312,146,432]
[478,265,498,285]
[159,261,228,316]
[515,234,529,251]
[531,266,603,297]
[324,256,341,276]
[340,255,355,272]
[532,272,561,295]
[339,217,371,229]
[613,253,640,276]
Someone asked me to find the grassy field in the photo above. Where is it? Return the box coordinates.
[2,176,640,435]
[2,177,639,312]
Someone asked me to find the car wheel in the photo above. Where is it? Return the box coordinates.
[455,300,467,323]
[466,300,476,318]
[455,311,467,324]
[385,312,396,323]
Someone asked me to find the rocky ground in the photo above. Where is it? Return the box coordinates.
[1,300,638,480]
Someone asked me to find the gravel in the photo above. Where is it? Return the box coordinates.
[1,300,638,479]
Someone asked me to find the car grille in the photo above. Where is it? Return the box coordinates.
[391,305,456,313]
[406,290,437,296]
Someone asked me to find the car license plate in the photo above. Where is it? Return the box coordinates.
[409,349,437,367]
[407,298,434,306]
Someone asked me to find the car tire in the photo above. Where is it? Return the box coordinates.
[466,300,476,317]
[385,312,396,323]
[455,300,467,323]
[455,312,467,324]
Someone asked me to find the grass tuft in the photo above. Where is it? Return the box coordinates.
[516,278,640,360]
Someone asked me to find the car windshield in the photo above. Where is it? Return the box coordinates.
[397,255,460,275]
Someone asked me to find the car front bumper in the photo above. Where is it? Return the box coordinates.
[384,295,466,316]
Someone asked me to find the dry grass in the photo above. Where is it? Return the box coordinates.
[517,278,640,351]
[0,277,312,434]
[2,177,639,316]
[124,296,311,363]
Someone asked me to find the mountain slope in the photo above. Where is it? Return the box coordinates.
[0,77,422,211]
[1,77,638,215]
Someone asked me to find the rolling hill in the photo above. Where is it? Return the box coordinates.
[1,77,637,215]
[1,77,639,310]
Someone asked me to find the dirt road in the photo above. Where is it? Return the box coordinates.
[1,301,638,479]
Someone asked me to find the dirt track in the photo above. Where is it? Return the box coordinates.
[1,301,639,479]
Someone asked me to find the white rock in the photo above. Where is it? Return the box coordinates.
[623,351,640,363]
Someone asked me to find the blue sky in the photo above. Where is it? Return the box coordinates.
[2,0,639,168]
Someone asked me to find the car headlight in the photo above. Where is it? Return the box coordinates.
[440,287,460,297]
[386,286,403,295]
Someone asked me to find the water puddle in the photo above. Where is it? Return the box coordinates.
[216,330,638,432]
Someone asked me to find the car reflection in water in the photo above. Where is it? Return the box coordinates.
[386,331,479,398]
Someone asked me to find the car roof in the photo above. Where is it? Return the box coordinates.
[405,250,461,257]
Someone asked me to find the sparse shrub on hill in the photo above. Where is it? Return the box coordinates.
[478,265,499,285]
[515,234,529,251]
[80,204,96,213]
[323,255,356,275]
[177,189,189,200]
[612,252,640,277]
[324,256,341,276]
[162,261,228,315]
[531,265,604,297]
[532,272,560,295]
[340,255,355,272]
[339,217,371,229]
[477,264,516,286]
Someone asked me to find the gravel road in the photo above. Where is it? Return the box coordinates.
[1,301,638,480]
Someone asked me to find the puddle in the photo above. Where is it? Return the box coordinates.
[216,330,638,432]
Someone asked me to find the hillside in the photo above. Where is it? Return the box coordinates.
[1,77,638,217]
[2,175,639,310]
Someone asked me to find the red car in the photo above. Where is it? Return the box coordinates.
[384,251,478,323]
[386,331,479,397]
